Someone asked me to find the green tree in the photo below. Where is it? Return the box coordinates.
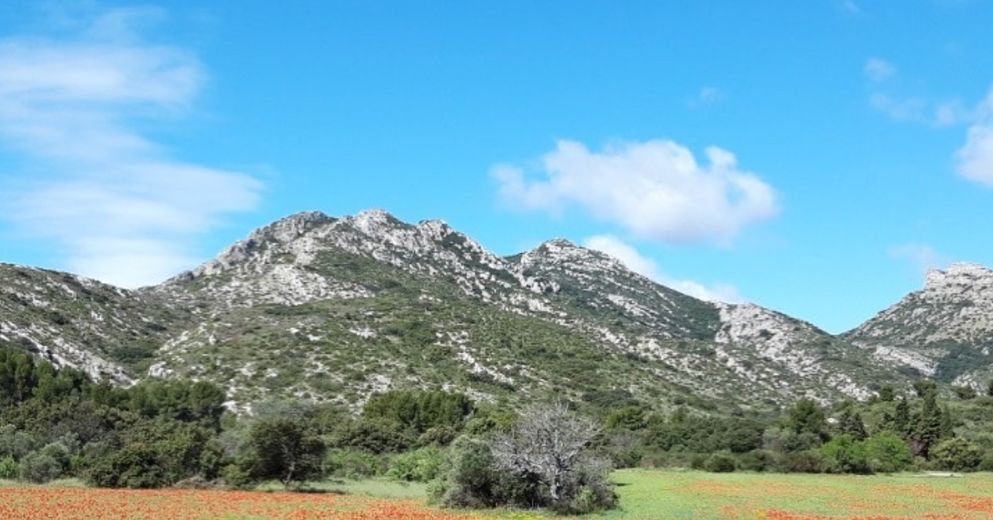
[241,418,326,487]
[818,435,870,474]
[864,432,912,473]
[931,438,982,472]
[893,397,911,436]
[788,399,828,440]
[605,406,647,431]
[953,386,977,400]
[911,388,943,459]
[838,408,868,441]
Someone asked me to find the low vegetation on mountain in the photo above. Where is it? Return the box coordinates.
[1,210,917,417]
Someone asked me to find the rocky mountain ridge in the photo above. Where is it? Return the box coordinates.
[2,209,987,412]
[846,262,993,387]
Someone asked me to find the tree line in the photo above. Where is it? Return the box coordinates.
[6,340,993,516]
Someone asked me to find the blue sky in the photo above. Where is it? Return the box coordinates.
[1,1,993,333]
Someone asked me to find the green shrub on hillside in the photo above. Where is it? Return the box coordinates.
[931,438,982,472]
[819,435,871,474]
[864,432,912,473]
[703,452,737,473]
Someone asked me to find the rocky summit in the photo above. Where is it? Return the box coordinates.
[2,209,988,413]
[845,263,993,388]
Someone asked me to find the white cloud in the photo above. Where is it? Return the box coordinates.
[493,139,778,245]
[583,234,744,303]
[687,86,725,108]
[0,7,262,287]
[868,93,928,122]
[864,58,972,127]
[955,89,993,186]
[864,58,895,83]
[889,243,952,275]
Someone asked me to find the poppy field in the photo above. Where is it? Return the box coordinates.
[0,485,484,520]
[3,470,993,519]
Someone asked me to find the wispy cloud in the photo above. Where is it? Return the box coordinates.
[889,243,952,275]
[862,58,993,185]
[687,86,726,108]
[0,6,262,287]
[492,139,777,245]
[955,89,993,186]
[864,58,895,83]
[584,234,743,303]
[863,57,972,127]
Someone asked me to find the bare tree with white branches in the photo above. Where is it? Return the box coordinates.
[490,401,601,502]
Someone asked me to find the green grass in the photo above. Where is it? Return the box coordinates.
[578,469,993,519]
[0,478,86,488]
[335,469,993,519]
[254,478,428,499]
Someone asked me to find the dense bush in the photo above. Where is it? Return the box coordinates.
[238,418,326,487]
[931,438,982,472]
[325,449,389,479]
[737,450,778,472]
[778,450,825,473]
[0,456,17,479]
[703,452,737,473]
[864,432,912,473]
[18,451,63,483]
[363,390,473,436]
[819,435,870,474]
[387,446,445,482]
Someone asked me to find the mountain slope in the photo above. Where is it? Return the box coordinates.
[846,263,993,387]
[0,264,182,383]
[2,209,906,412]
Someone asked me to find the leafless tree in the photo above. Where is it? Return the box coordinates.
[490,401,600,501]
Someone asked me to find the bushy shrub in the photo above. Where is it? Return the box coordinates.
[87,443,169,488]
[387,446,445,482]
[239,417,326,487]
[778,450,825,473]
[325,449,389,479]
[329,418,416,454]
[556,457,617,514]
[0,425,39,461]
[703,452,737,473]
[978,451,993,472]
[417,426,458,447]
[0,456,19,479]
[864,432,912,473]
[931,438,983,472]
[18,451,63,483]
[431,438,513,509]
[819,435,871,474]
[738,450,778,472]
[763,427,822,453]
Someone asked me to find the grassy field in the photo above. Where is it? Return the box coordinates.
[3,470,993,519]
[589,469,993,519]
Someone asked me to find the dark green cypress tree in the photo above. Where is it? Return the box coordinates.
[940,405,954,438]
[841,411,868,441]
[912,389,943,459]
[894,397,911,436]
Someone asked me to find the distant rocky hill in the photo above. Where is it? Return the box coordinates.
[845,263,993,388]
[0,209,944,413]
